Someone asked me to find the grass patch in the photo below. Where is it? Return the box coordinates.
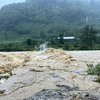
[87,63,100,83]
[0,75,10,80]
[87,64,96,75]
[94,77,100,83]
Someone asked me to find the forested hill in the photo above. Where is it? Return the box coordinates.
[0,0,100,41]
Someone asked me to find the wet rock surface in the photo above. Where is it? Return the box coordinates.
[24,85,98,100]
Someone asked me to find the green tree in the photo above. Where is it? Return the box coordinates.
[80,25,97,50]
[26,38,32,45]
[59,33,64,44]
[40,31,46,40]
[64,43,70,50]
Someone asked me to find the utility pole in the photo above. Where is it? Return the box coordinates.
[86,16,89,26]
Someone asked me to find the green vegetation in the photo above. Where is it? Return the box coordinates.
[87,64,100,83]
[49,25,99,50]
[0,0,100,51]
[0,39,43,51]
[80,25,97,50]
[0,75,9,80]
[94,77,100,83]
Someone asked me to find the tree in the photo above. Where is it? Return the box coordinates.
[63,43,70,50]
[40,31,46,40]
[26,38,32,45]
[80,25,97,49]
[59,33,64,44]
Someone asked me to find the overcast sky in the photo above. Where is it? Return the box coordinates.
[0,0,25,8]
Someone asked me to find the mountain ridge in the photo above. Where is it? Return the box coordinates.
[0,0,100,41]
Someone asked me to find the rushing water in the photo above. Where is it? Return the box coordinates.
[38,42,48,51]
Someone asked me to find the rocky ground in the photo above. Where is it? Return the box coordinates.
[0,48,100,100]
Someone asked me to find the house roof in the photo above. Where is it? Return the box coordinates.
[58,37,75,40]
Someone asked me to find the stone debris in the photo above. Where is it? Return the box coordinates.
[0,90,5,94]
[24,86,98,100]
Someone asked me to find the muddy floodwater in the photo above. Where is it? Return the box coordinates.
[0,49,100,100]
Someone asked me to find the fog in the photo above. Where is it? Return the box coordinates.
[1,0,100,8]
[0,0,25,8]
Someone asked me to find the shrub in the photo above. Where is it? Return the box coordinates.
[87,63,100,83]
[94,77,100,83]
[87,64,95,75]
[26,38,32,45]
[94,63,100,76]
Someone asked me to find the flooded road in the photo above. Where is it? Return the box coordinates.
[0,49,100,100]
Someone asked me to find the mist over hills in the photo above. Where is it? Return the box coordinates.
[0,0,100,41]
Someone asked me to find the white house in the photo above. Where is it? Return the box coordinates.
[58,37,75,40]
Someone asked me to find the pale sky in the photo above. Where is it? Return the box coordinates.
[0,0,25,8]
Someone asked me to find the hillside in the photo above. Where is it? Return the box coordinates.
[0,0,100,41]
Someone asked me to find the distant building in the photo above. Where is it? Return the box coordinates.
[56,36,75,43]
[58,37,75,40]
